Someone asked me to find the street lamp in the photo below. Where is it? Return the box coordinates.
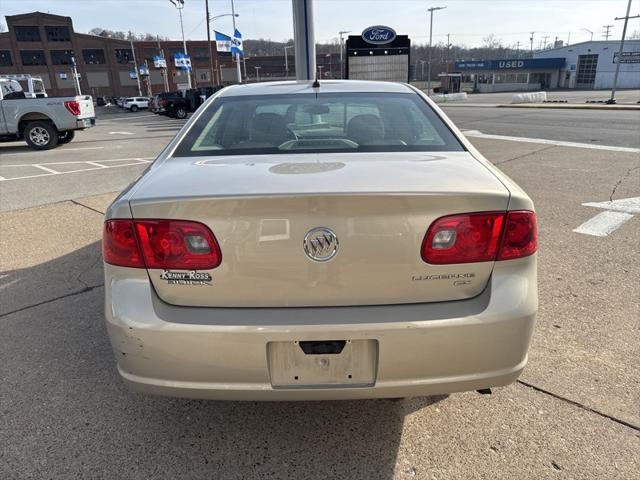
[427,6,446,96]
[338,30,351,79]
[581,28,594,41]
[284,45,293,78]
[210,13,238,22]
[169,0,192,88]
[254,66,261,82]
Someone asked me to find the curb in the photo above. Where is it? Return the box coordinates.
[497,103,640,110]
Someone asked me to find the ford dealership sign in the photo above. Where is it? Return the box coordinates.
[362,26,396,45]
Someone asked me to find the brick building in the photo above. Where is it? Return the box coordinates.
[0,11,220,97]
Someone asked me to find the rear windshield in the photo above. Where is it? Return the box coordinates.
[174,92,464,156]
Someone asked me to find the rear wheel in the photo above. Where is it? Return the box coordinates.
[24,121,58,150]
[130,105,139,112]
[174,106,187,119]
[58,130,75,144]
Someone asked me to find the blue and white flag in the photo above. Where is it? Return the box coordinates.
[215,31,232,53]
[153,55,167,68]
[231,29,243,56]
[173,52,192,71]
[138,64,150,76]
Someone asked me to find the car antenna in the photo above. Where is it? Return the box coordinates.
[312,76,320,89]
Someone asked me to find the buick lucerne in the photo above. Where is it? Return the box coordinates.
[103,80,537,400]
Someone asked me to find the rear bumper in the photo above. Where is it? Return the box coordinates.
[104,256,537,400]
[75,118,95,129]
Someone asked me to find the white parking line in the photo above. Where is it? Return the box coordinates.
[0,157,153,181]
[462,130,640,153]
[0,146,105,157]
[33,164,60,174]
[108,131,134,135]
[573,211,634,237]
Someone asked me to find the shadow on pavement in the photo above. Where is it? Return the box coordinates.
[1,241,447,478]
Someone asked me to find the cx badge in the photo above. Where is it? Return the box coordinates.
[303,227,339,262]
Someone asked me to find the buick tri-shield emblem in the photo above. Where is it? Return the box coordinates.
[303,227,339,262]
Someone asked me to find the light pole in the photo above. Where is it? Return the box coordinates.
[284,45,293,78]
[169,0,192,88]
[427,6,446,96]
[129,32,142,95]
[206,5,239,85]
[581,28,594,41]
[254,66,261,82]
[338,30,351,79]
[318,64,323,79]
[231,0,242,83]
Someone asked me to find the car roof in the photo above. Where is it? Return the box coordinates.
[217,80,413,97]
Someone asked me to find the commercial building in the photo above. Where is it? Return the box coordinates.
[533,40,640,89]
[0,11,220,97]
[453,40,640,92]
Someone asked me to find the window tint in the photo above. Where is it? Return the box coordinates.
[15,26,41,42]
[45,26,71,42]
[83,48,105,64]
[0,51,12,67]
[20,50,47,66]
[51,49,74,65]
[175,92,464,157]
[115,49,134,64]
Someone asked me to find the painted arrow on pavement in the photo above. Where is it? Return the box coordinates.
[573,197,640,237]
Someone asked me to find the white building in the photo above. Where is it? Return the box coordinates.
[534,40,640,89]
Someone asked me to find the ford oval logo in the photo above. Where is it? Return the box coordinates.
[362,26,396,45]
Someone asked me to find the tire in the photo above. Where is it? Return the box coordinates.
[174,107,187,119]
[58,130,75,144]
[130,105,138,112]
[24,121,59,150]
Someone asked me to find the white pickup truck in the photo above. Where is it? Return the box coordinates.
[0,77,95,150]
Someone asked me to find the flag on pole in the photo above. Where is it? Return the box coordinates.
[173,52,192,71]
[215,31,232,53]
[153,55,167,68]
[231,29,243,56]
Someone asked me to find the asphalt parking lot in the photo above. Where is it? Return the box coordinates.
[1,105,639,479]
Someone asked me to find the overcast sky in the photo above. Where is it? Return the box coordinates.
[1,0,638,48]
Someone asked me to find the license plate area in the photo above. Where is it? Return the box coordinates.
[267,339,378,388]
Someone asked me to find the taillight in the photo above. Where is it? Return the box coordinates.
[103,220,144,268]
[64,100,81,116]
[497,211,538,260]
[421,211,537,264]
[103,219,222,270]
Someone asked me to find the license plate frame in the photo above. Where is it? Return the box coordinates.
[267,339,378,388]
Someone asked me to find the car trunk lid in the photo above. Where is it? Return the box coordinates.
[129,152,509,307]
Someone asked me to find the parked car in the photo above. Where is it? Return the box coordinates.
[103,80,538,400]
[150,91,181,115]
[123,96,149,112]
[0,77,95,150]
[96,96,107,106]
[163,86,224,119]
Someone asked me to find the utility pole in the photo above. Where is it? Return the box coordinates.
[515,41,521,58]
[541,35,550,49]
[427,6,446,96]
[129,32,142,95]
[338,30,350,79]
[231,0,242,83]
[603,24,614,40]
[529,31,535,55]
[446,33,451,74]
[608,0,638,103]
[254,66,261,82]
[205,0,217,85]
